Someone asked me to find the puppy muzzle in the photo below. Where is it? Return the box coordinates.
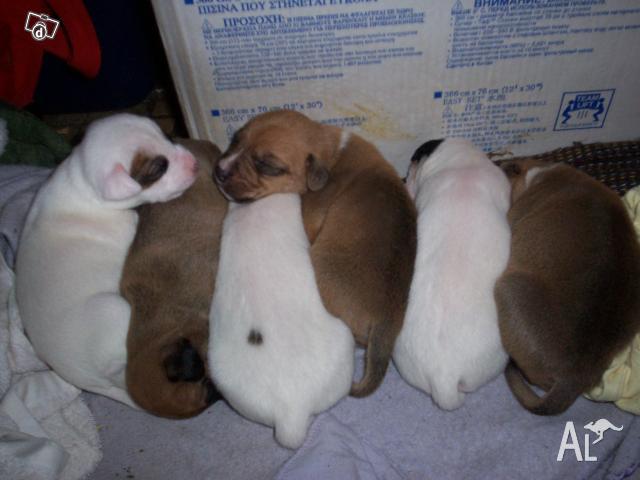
[214,164,231,183]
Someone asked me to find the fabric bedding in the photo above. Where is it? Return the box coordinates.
[0,165,638,480]
[86,357,640,480]
[0,166,101,480]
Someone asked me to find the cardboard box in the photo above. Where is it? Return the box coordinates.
[151,0,640,172]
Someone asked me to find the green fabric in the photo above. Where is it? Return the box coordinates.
[0,103,71,167]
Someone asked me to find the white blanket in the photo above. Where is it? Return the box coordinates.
[0,166,102,480]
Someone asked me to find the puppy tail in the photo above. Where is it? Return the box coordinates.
[274,411,311,450]
[505,361,579,415]
[350,322,396,398]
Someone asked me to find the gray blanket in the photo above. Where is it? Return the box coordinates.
[85,357,639,480]
[1,165,638,480]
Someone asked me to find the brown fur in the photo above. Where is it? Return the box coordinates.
[214,111,417,397]
[495,159,640,415]
[130,152,169,188]
[121,139,227,418]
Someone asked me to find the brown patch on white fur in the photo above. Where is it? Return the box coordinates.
[214,110,417,397]
[130,152,170,188]
[495,159,640,415]
[122,139,226,418]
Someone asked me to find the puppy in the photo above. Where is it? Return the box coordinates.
[15,114,197,406]
[393,138,510,410]
[121,139,225,418]
[209,193,354,449]
[495,159,640,415]
[213,110,416,397]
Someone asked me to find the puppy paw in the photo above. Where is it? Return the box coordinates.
[163,338,205,382]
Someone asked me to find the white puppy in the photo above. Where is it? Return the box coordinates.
[15,114,197,407]
[209,193,354,449]
[394,138,510,410]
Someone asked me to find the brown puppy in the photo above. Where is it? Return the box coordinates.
[122,139,227,418]
[214,110,417,397]
[495,159,640,415]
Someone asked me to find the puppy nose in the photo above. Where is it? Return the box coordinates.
[182,153,198,174]
[215,164,230,183]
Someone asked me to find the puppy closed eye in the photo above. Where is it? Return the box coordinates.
[130,154,169,187]
[252,154,288,176]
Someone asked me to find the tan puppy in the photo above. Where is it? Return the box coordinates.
[495,159,640,415]
[214,110,417,397]
[121,139,227,418]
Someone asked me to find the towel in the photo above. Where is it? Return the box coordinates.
[0,165,102,480]
[586,185,640,415]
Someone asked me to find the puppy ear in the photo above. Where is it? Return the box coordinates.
[306,154,329,192]
[100,163,143,201]
[411,139,444,163]
[501,161,522,178]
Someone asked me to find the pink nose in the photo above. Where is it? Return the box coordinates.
[180,152,197,174]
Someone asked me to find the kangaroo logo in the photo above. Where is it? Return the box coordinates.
[584,419,623,445]
[557,418,624,461]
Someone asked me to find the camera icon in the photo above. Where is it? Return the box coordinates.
[24,12,60,42]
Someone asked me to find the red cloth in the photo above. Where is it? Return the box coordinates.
[0,0,101,107]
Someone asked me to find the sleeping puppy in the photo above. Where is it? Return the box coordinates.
[121,139,225,418]
[495,159,640,415]
[394,138,510,410]
[209,193,354,449]
[15,114,197,406]
[213,110,416,397]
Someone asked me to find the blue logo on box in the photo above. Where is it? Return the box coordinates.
[554,89,615,131]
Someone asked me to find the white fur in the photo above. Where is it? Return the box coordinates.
[394,138,510,410]
[15,114,197,407]
[218,149,241,170]
[338,129,351,151]
[209,194,354,449]
[525,163,560,188]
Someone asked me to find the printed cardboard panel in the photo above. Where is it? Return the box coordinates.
[152,0,640,172]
